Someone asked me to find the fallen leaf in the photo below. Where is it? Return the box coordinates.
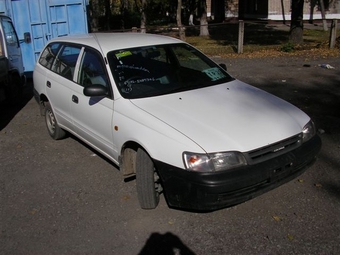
[287,234,294,240]
[314,183,322,188]
[122,195,130,201]
[29,208,38,215]
[272,216,282,222]
[297,179,304,183]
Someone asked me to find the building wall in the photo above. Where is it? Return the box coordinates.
[268,0,340,20]
[207,0,211,16]
[226,0,239,17]
[210,0,340,20]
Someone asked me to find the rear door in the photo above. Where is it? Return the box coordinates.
[44,43,81,130]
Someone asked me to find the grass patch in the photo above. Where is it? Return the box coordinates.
[181,22,340,58]
[280,42,295,52]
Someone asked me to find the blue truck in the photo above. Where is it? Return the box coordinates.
[0,0,89,74]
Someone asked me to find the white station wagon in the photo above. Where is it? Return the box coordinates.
[33,33,321,211]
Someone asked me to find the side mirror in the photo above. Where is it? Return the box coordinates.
[219,63,227,71]
[24,32,31,43]
[83,84,108,97]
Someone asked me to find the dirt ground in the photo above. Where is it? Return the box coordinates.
[0,54,339,255]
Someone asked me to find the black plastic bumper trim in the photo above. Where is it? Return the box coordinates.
[154,135,322,211]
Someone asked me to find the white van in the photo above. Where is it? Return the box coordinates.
[33,33,321,211]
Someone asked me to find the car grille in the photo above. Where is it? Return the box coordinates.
[244,134,302,165]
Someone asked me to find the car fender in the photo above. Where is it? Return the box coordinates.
[113,98,204,169]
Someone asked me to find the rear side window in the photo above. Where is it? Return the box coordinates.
[51,45,81,80]
[39,43,61,69]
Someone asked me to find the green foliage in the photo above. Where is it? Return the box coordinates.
[145,0,177,25]
[280,42,295,52]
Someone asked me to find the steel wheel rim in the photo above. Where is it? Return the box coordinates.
[46,109,56,135]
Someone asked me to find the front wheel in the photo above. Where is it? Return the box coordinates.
[44,102,66,140]
[136,148,161,209]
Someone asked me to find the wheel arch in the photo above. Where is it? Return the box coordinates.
[38,93,49,116]
[120,141,154,180]
[9,69,21,80]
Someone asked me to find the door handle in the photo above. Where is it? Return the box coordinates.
[72,95,78,104]
[46,81,51,88]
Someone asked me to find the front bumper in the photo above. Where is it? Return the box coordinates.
[155,135,321,211]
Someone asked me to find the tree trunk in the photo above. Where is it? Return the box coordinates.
[290,0,304,44]
[120,0,128,29]
[319,0,328,31]
[281,0,286,24]
[199,0,209,36]
[140,0,147,33]
[177,0,186,41]
[309,0,317,24]
[89,0,99,32]
[104,0,111,30]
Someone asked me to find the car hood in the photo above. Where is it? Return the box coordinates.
[131,80,310,152]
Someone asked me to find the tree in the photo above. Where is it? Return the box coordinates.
[140,0,147,33]
[89,0,100,31]
[198,0,209,36]
[104,0,112,30]
[290,0,304,44]
[308,0,317,24]
[177,0,186,41]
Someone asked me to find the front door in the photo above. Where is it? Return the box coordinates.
[70,47,116,161]
[0,16,24,75]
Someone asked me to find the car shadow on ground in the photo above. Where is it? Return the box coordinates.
[0,79,33,131]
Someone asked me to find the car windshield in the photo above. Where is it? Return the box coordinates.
[107,43,234,99]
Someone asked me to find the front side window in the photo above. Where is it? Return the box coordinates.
[77,49,108,88]
[51,45,81,80]
[1,19,19,46]
[107,43,233,99]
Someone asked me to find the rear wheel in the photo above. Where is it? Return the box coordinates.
[44,102,66,140]
[136,148,161,209]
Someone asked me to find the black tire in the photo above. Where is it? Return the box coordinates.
[136,148,161,209]
[44,102,66,140]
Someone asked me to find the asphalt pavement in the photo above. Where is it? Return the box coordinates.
[1,54,339,255]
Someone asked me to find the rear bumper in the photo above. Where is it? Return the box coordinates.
[155,135,321,211]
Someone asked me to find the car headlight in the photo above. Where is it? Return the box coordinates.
[302,120,316,143]
[183,151,247,172]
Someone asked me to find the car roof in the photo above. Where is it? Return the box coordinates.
[48,33,184,54]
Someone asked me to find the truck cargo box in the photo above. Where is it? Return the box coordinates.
[0,0,89,73]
